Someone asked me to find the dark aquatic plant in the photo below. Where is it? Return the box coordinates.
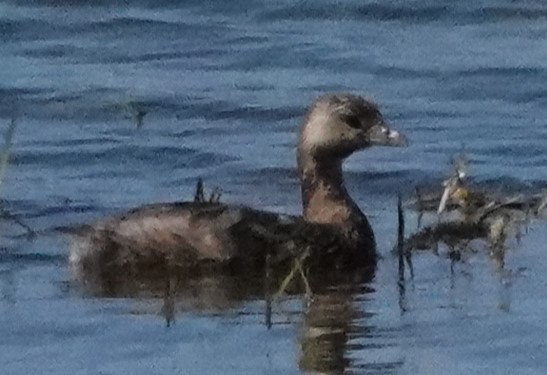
[193,178,222,203]
[0,118,17,192]
[128,100,148,129]
[397,194,413,281]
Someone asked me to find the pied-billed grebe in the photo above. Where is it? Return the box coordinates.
[66,94,406,278]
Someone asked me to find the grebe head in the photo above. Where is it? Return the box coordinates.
[299,93,406,160]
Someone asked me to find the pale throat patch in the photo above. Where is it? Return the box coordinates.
[301,120,331,150]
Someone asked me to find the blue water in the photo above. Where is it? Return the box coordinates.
[1,1,547,374]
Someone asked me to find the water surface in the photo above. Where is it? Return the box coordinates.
[1,1,547,374]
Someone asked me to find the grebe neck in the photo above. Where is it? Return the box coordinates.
[298,152,362,225]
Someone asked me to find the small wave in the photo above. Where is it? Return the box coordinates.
[0,251,66,265]
[258,3,547,25]
[11,144,236,169]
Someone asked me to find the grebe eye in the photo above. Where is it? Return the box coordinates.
[340,114,361,129]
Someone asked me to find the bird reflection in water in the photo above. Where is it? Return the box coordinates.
[75,255,381,374]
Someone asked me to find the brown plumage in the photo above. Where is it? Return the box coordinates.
[64,93,406,280]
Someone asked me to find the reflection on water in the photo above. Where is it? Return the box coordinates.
[300,284,368,374]
[67,251,382,374]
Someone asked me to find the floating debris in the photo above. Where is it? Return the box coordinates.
[437,153,468,214]
[399,153,546,269]
[110,99,148,128]
[537,190,547,216]
[273,247,312,300]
